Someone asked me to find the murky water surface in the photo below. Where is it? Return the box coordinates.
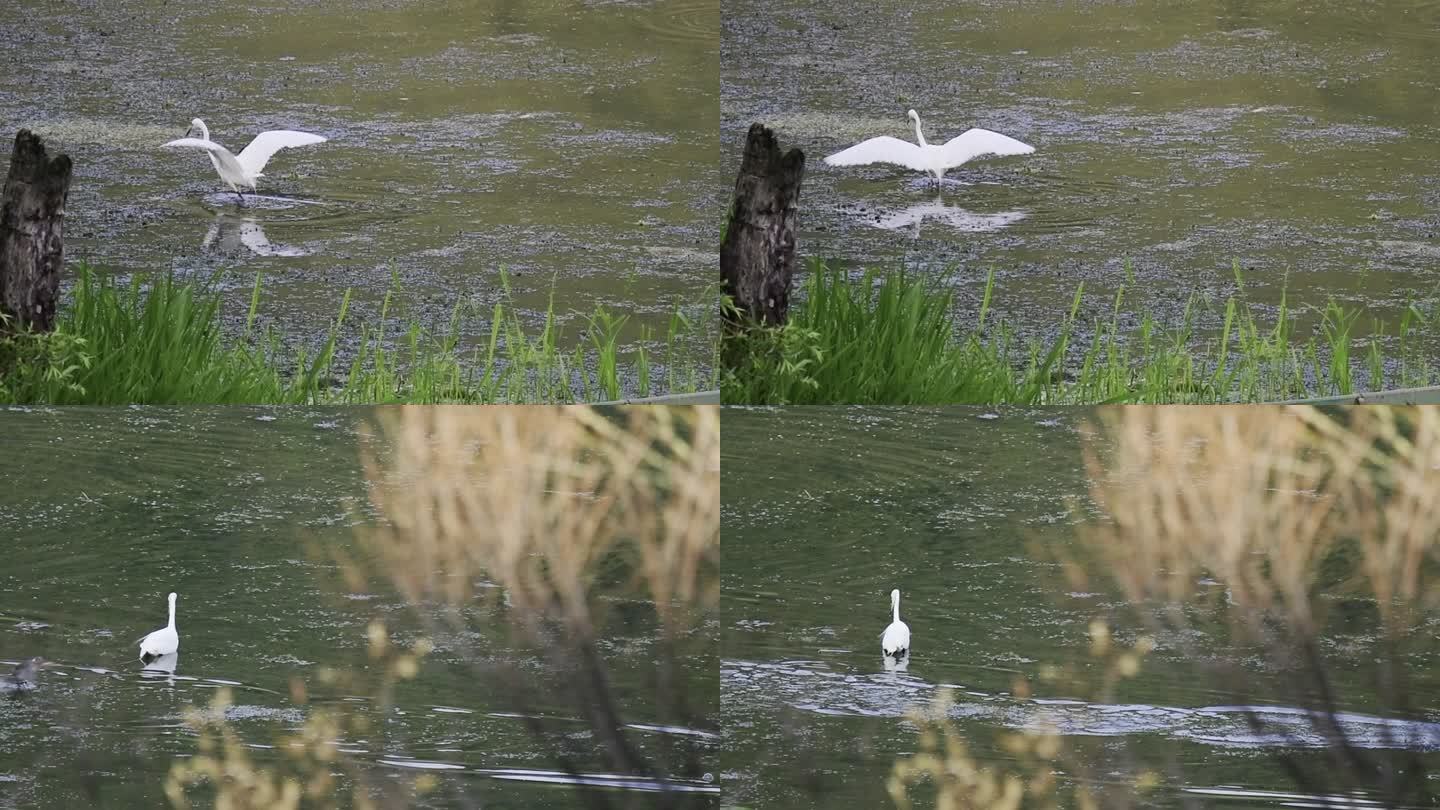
[721,407,1440,808]
[0,407,717,808]
[0,0,719,377]
[722,1,1440,365]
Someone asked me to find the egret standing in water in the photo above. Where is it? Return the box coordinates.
[0,658,44,693]
[824,109,1034,187]
[138,592,180,664]
[881,589,910,658]
[162,118,327,203]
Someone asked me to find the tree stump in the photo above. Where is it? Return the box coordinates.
[0,130,72,335]
[720,123,805,328]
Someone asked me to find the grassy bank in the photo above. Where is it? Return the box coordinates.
[722,259,1440,404]
[0,264,715,404]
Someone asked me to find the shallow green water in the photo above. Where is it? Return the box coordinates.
[0,0,719,389]
[0,407,717,808]
[722,0,1440,371]
[721,407,1440,808]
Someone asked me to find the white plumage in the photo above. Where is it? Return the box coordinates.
[824,109,1033,186]
[881,588,910,657]
[163,118,327,199]
[138,592,180,663]
[0,657,44,692]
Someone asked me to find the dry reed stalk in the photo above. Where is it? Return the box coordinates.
[358,405,717,637]
[355,404,719,808]
[1079,406,1440,639]
[1074,405,1440,805]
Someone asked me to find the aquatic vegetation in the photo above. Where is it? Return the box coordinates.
[721,259,1440,404]
[0,264,714,404]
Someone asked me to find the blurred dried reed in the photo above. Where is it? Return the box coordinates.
[358,405,719,637]
[1074,406,1440,641]
[893,406,1440,809]
[166,405,717,810]
[355,404,719,808]
[1072,405,1440,804]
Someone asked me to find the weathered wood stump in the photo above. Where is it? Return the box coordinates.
[0,130,72,335]
[720,123,805,328]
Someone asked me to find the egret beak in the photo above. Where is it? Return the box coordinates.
[185,127,198,139]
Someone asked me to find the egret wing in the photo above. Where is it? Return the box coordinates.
[938,128,1034,168]
[881,622,910,653]
[162,137,222,150]
[235,130,327,175]
[162,137,248,179]
[823,136,928,171]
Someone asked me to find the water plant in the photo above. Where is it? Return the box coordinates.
[0,264,715,404]
[721,259,1440,405]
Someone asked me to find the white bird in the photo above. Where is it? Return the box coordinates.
[163,118,327,202]
[824,109,1034,186]
[138,592,180,664]
[0,657,44,692]
[881,588,910,658]
[141,652,179,677]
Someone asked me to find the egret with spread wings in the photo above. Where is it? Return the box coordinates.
[163,118,327,202]
[824,109,1033,186]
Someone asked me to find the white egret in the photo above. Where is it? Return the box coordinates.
[163,118,327,202]
[0,657,44,692]
[138,592,180,664]
[141,652,179,677]
[881,589,910,658]
[824,110,1033,186]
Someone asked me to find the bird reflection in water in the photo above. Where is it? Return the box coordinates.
[883,652,910,673]
[869,196,1028,236]
[202,213,307,257]
[140,652,179,686]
